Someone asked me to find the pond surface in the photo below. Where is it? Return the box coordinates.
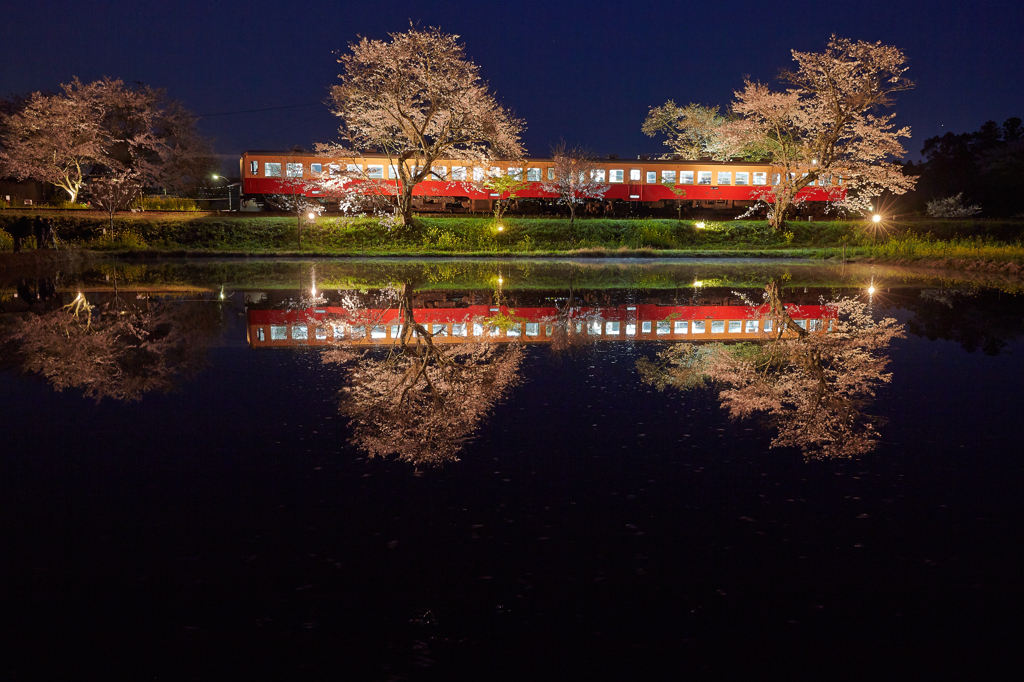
[1,259,1022,679]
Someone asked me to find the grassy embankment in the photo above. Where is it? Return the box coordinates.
[1,211,1023,265]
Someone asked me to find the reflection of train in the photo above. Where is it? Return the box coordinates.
[247,303,835,348]
[240,150,842,214]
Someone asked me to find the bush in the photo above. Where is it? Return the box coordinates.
[133,196,201,212]
[0,228,13,250]
[45,201,90,210]
[0,198,9,210]
[926,193,982,218]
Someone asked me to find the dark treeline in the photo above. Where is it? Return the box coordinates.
[903,117,1024,217]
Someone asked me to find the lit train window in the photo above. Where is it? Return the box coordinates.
[646,171,656,183]
[371,326,387,339]
[642,321,652,333]
[735,172,749,185]
[432,167,447,179]
[809,319,822,332]
[674,320,688,334]
[526,323,539,337]
[656,321,670,334]
[591,169,606,182]
[389,165,400,179]
[545,325,553,336]
[711,321,725,334]
[310,163,322,174]
[265,163,281,177]
[292,324,308,339]
[333,324,345,339]
[764,319,773,332]
[473,322,484,336]
[745,320,758,333]
[819,175,828,186]
[508,167,523,180]
[547,168,554,180]
[753,172,767,185]
[489,167,502,177]
[474,167,485,182]
[589,321,602,335]
[350,325,365,338]
[629,169,641,181]
[718,172,732,185]
[693,321,706,333]
[315,327,327,340]
[697,171,712,185]
[390,324,402,338]
[257,327,264,341]
[271,325,287,340]
[795,319,807,330]
[609,170,623,183]
[449,166,464,180]
[330,164,343,175]
[606,321,620,334]
[431,324,446,336]
[626,323,636,336]
[286,163,303,178]
[345,164,361,174]
[250,160,258,174]
[506,323,521,337]
[661,170,676,183]
[680,171,694,184]
[453,323,467,336]
[728,321,742,333]
[367,165,383,178]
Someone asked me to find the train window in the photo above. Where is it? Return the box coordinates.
[265,163,281,177]
[473,322,484,336]
[661,170,676,183]
[310,163,322,174]
[745,320,758,333]
[452,166,467,180]
[589,321,602,335]
[629,169,641,181]
[772,174,781,185]
[526,323,539,336]
[506,167,522,180]
[453,323,467,336]
[292,324,308,340]
[547,167,554,180]
[728,320,741,333]
[504,323,520,337]
[692,321,706,333]
[818,175,828,186]
[527,168,541,181]
[646,171,657,183]
[367,326,384,339]
[367,165,383,178]
[606,321,620,334]
[753,172,767,185]
[389,165,400,179]
[333,324,345,339]
[389,324,402,338]
[711,321,725,334]
[350,325,366,338]
[545,324,553,336]
[489,166,502,178]
[763,319,773,332]
[257,327,265,341]
[735,172,749,185]
[626,323,636,336]
[315,327,328,340]
[270,325,287,340]
[697,171,712,185]
[809,319,822,332]
[674,320,688,334]
[717,172,731,185]
[591,169,606,182]
[431,324,446,336]
[642,321,652,333]
[610,170,624,183]
[249,160,258,174]
[795,319,807,330]
[656,321,670,334]
[286,163,303,178]
[473,167,485,182]
[680,171,694,184]
[432,166,447,179]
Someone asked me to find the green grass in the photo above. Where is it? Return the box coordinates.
[1,211,1023,264]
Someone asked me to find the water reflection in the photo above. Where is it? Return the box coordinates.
[638,281,904,458]
[1,280,222,402]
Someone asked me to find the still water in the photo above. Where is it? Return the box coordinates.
[1,259,1022,679]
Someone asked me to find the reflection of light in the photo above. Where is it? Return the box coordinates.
[695,221,706,229]
[497,277,503,285]
[868,285,876,295]
[872,214,882,223]
[694,280,703,287]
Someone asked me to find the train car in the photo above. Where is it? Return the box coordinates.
[239,151,843,213]
[247,303,836,348]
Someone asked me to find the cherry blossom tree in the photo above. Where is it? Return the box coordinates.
[324,25,525,226]
[540,141,609,226]
[321,282,523,465]
[716,36,916,229]
[642,101,728,160]
[89,172,144,233]
[638,281,905,458]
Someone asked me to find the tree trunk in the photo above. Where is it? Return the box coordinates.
[398,182,416,226]
[296,213,302,248]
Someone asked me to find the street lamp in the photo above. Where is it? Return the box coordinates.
[211,175,238,211]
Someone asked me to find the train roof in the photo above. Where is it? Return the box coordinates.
[240,150,772,166]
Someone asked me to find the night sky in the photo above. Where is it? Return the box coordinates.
[2,0,1022,167]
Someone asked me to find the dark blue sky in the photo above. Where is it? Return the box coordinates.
[2,0,1022,168]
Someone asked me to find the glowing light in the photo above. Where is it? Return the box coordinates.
[497,277,503,285]
[497,225,504,232]
[308,212,316,220]
[872,214,882,223]
[695,221,706,229]
[868,286,876,295]
[694,280,703,287]
[812,159,817,164]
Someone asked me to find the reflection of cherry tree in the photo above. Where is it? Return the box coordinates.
[639,282,904,458]
[322,282,523,465]
[6,292,222,402]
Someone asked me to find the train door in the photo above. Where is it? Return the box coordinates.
[628,169,643,202]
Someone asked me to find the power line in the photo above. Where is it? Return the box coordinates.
[192,100,319,116]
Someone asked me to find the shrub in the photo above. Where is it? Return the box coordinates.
[0,198,9,210]
[0,228,13,250]
[46,201,90,210]
[133,196,201,212]
[926,193,982,218]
